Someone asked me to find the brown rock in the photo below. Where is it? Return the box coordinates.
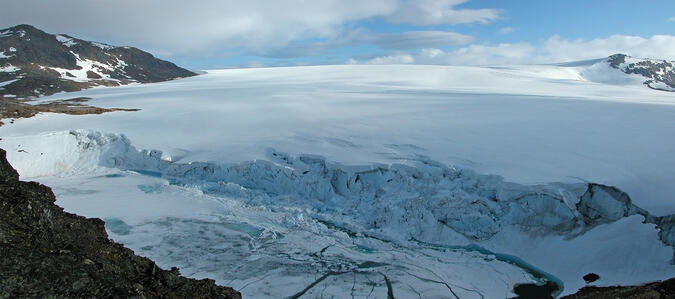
[0,148,241,298]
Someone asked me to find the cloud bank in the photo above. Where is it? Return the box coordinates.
[0,0,496,56]
[385,0,500,25]
[362,34,675,65]
[2,1,671,67]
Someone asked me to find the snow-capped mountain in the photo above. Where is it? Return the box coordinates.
[605,54,674,91]
[0,24,195,98]
[553,53,675,92]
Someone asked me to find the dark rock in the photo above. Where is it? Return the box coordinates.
[582,273,599,284]
[510,281,558,299]
[607,53,675,91]
[563,277,675,299]
[607,54,627,68]
[0,97,139,126]
[0,148,240,298]
[86,70,102,79]
[655,215,675,252]
[0,24,197,98]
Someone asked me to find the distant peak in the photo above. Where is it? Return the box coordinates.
[607,54,628,68]
[0,24,197,98]
[5,24,42,33]
[0,24,48,39]
[608,53,628,59]
[601,53,675,92]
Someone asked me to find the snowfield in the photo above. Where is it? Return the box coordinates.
[1,62,675,297]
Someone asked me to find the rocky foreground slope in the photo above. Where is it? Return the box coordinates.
[0,148,240,298]
[562,277,675,299]
[0,24,196,99]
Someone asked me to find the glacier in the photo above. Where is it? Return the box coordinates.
[1,63,674,297]
[1,129,674,297]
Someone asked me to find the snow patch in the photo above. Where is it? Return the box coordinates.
[49,51,120,82]
[577,62,646,85]
[0,78,19,88]
[0,64,19,72]
[56,35,78,47]
[0,50,14,59]
[91,42,114,50]
[648,81,675,91]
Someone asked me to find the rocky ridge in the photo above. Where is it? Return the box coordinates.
[607,53,675,91]
[0,24,196,99]
[562,277,675,299]
[0,148,240,298]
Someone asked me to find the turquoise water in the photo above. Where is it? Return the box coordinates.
[137,184,159,193]
[129,169,163,178]
[104,217,132,235]
[414,240,564,298]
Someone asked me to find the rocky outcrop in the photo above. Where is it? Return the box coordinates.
[0,148,240,298]
[562,277,675,299]
[607,54,675,92]
[0,97,139,126]
[0,24,196,98]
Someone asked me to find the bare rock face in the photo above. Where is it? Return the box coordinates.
[0,24,196,98]
[607,53,675,92]
[0,148,240,298]
[562,277,675,299]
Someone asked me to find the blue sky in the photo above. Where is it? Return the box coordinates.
[462,1,674,41]
[181,0,675,68]
[1,0,673,69]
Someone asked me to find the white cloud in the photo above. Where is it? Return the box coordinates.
[363,31,474,49]
[417,43,536,65]
[420,48,444,58]
[0,0,396,55]
[358,34,675,66]
[669,17,675,22]
[260,30,474,58]
[497,27,514,34]
[386,0,500,25]
[0,0,497,57]
[543,34,675,62]
[366,53,416,64]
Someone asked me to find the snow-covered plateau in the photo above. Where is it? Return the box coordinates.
[1,62,674,298]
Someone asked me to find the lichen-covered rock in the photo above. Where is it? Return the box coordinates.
[0,148,240,298]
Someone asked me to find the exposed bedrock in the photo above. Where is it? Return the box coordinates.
[0,148,241,298]
[607,53,675,91]
[562,277,675,299]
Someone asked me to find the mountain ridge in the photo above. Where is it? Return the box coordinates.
[0,24,196,98]
[606,53,674,91]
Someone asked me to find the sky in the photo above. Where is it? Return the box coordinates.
[0,0,673,69]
